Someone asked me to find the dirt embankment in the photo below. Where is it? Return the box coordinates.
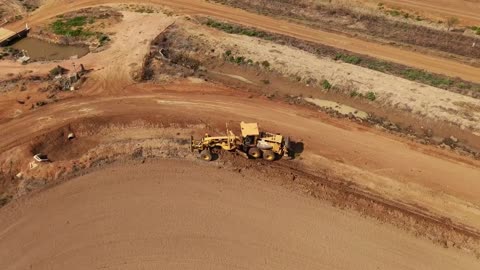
[1,89,480,257]
[0,0,42,25]
[362,0,480,26]
[212,0,480,62]
[201,18,480,98]
[142,19,480,154]
[6,0,480,83]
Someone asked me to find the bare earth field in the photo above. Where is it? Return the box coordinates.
[1,159,478,270]
[5,0,480,83]
[174,20,480,133]
[362,0,480,25]
[0,0,480,268]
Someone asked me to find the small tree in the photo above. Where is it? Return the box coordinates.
[446,17,459,31]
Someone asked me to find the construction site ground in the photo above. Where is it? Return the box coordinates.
[1,159,479,270]
[1,1,480,269]
[361,0,480,25]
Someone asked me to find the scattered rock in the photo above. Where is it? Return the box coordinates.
[430,136,444,145]
[439,143,452,150]
[67,133,75,140]
[443,137,458,147]
[424,128,433,137]
[417,139,427,145]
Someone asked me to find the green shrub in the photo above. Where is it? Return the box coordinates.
[235,56,245,64]
[205,19,266,38]
[334,53,362,65]
[403,69,453,87]
[365,91,377,101]
[49,66,62,76]
[261,60,270,68]
[51,16,94,37]
[98,34,110,45]
[388,10,401,17]
[321,79,332,90]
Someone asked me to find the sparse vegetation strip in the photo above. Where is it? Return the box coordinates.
[202,18,480,98]
[211,0,480,60]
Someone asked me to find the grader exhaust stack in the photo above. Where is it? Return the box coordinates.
[190,122,290,161]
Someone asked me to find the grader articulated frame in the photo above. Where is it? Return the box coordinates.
[190,122,290,161]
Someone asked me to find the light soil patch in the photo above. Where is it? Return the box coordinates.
[0,159,479,270]
[359,0,480,25]
[305,98,369,119]
[178,20,480,133]
[0,11,177,91]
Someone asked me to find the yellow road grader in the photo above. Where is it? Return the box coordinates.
[190,122,290,161]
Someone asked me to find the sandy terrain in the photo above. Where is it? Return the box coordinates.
[4,0,480,83]
[1,1,480,266]
[0,1,23,23]
[0,159,478,270]
[178,21,480,133]
[362,0,480,25]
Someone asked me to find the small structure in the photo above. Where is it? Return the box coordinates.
[33,153,49,162]
[17,50,30,63]
[0,24,30,47]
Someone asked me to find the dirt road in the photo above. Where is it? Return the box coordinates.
[1,85,479,230]
[365,0,480,25]
[6,0,480,83]
[2,2,480,265]
[0,159,477,270]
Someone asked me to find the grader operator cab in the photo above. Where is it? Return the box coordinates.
[190,122,290,162]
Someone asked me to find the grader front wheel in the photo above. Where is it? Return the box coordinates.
[248,147,262,159]
[200,149,213,161]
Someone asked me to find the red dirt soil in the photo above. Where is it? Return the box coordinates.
[5,0,480,83]
[364,0,480,25]
[1,2,480,267]
[1,83,479,229]
[0,160,478,270]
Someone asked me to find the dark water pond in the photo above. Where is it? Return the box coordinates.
[11,38,89,61]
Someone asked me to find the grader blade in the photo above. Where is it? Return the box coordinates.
[236,149,249,159]
[284,136,291,156]
[189,135,194,152]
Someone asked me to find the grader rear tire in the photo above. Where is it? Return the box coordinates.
[200,149,213,161]
[262,150,276,161]
[248,147,262,159]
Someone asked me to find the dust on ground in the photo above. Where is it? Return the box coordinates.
[211,0,480,61]
[1,1,480,265]
[166,18,480,134]
[1,91,480,257]
[1,159,479,269]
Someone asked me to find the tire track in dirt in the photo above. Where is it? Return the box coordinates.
[0,160,478,270]
[7,0,480,83]
[368,0,480,25]
[1,87,480,231]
